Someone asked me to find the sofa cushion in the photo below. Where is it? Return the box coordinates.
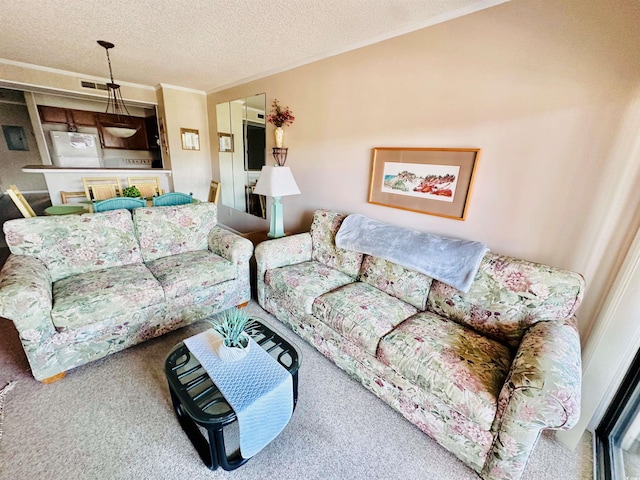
[265,261,354,315]
[313,282,417,356]
[359,255,432,310]
[133,203,218,262]
[145,250,236,299]
[4,210,142,282]
[427,252,586,348]
[310,210,363,278]
[378,311,513,430]
[51,264,164,331]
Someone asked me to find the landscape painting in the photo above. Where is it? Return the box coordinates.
[369,147,480,220]
[382,162,460,202]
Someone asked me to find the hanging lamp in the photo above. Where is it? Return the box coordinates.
[97,40,138,139]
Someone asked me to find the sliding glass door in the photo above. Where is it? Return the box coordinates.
[596,348,640,479]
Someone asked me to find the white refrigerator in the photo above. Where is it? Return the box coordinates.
[49,131,102,168]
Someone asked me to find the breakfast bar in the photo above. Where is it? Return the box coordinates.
[22,165,173,205]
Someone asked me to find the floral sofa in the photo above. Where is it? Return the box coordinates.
[0,203,252,382]
[255,210,585,480]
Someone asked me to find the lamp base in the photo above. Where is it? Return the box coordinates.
[267,196,286,238]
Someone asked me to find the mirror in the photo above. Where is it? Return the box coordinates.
[216,93,266,218]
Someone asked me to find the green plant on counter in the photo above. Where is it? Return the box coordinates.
[122,186,141,198]
[205,308,254,348]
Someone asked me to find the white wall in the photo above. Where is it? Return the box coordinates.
[157,85,211,201]
[208,0,640,345]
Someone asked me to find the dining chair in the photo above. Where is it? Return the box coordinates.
[93,197,146,212]
[6,185,85,217]
[208,180,220,204]
[127,176,163,198]
[60,191,87,204]
[6,185,36,218]
[152,192,194,206]
[82,177,122,201]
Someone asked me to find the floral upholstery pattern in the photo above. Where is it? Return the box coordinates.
[265,261,354,315]
[51,264,164,331]
[310,210,363,278]
[256,209,585,480]
[3,210,142,282]
[133,203,218,262]
[378,311,513,430]
[312,282,417,356]
[146,250,236,299]
[0,255,54,336]
[0,203,252,381]
[359,255,432,310]
[255,233,312,306]
[427,252,585,348]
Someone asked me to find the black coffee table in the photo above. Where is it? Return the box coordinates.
[165,318,302,471]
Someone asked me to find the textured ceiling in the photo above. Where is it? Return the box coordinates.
[0,0,508,93]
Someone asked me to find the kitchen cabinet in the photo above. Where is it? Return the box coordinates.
[95,113,148,150]
[38,106,97,127]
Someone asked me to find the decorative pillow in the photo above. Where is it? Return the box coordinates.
[133,203,217,262]
[359,255,432,310]
[310,210,363,278]
[4,210,142,282]
[427,252,585,348]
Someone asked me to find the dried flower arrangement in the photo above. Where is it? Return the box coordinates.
[266,99,295,128]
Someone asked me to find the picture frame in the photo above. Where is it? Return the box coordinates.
[180,128,200,151]
[218,132,233,153]
[368,147,480,221]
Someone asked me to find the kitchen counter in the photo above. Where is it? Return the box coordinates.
[22,165,173,205]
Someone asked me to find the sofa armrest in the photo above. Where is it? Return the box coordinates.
[255,233,312,306]
[208,226,254,264]
[0,255,55,337]
[482,317,581,479]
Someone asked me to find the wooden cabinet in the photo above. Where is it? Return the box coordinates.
[38,106,97,127]
[38,105,156,151]
[95,113,148,150]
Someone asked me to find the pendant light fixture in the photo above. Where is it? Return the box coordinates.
[97,40,138,139]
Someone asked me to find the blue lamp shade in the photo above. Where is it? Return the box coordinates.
[253,166,301,238]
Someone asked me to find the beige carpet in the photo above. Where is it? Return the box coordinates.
[0,302,593,480]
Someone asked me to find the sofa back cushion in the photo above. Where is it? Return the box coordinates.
[133,203,217,262]
[427,252,585,349]
[3,210,142,282]
[359,255,432,310]
[310,210,363,278]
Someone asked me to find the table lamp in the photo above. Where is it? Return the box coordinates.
[253,166,301,238]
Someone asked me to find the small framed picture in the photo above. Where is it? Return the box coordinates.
[218,132,233,153]
[180,128,200,151]
[368,147,480,221]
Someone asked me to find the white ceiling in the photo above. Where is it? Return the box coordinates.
[0,0,508,93]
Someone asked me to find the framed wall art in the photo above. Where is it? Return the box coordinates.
[368,147,480,221]
[180,128,200,151]
[217,132,233,153]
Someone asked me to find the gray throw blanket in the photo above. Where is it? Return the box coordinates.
[335,214,488,292]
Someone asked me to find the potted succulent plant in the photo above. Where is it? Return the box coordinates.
[205,308,254,362]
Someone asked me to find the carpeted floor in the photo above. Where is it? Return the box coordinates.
[0,302,593,480]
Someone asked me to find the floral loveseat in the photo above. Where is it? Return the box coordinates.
[0,203,252,382]
[255,210,585,480]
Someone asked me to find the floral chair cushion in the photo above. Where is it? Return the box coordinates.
[3,210,142,282]
[133,203,218,262]
[359,255,432,310]
[51,264,164,331]
[378,311,514,430]
[427,252,586,348]
[310,210,363,278]
[265,261,355,315]
[145,250,236,299]
[312,282,418,356]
